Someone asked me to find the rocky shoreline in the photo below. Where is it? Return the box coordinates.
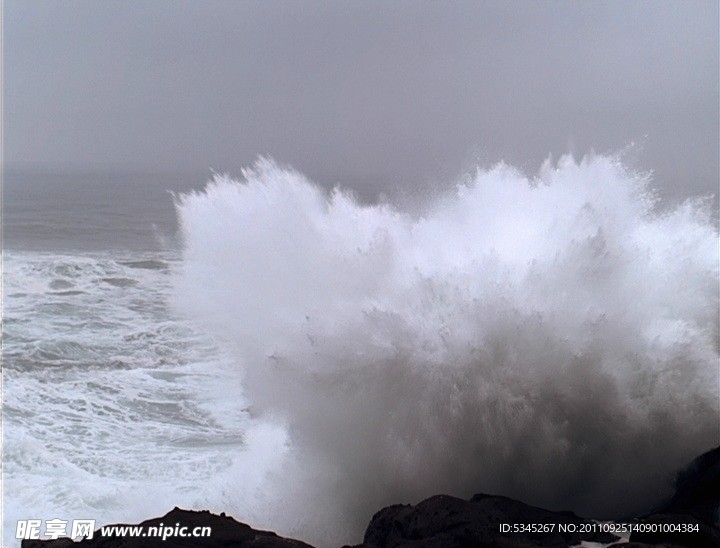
[22,446,719,548]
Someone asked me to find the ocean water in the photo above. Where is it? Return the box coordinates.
[3,157,718,547]
[3,171,285,545]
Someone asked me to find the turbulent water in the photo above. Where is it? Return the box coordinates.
[3,156,719,547]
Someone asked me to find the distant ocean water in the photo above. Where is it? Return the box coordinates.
[3,158,719,547]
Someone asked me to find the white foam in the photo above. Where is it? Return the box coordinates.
[172,155,718,546]
[3,252,288,546]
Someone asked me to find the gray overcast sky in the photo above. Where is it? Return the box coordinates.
[5,0,719,201]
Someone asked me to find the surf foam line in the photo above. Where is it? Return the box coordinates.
[172,155,718,546]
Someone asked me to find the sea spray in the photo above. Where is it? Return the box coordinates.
[173,155,718,546]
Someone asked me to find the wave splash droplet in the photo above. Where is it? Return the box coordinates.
[173,155,718,546]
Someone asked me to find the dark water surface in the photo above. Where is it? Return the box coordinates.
[3,169,207,251]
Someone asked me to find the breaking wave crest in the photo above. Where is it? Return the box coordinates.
[173,155,718,546]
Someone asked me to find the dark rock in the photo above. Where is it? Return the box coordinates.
[22,540,76,548]
[21,508,314,548]
[608,543,686,548]
[624,446,720,547]
[363,493,619,547]
[362,504,412,547]
[629,513,720,548]
[654,445,720,527]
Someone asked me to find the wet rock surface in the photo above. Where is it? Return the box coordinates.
[625,445,720,548]
[357,493,618,548]
[652,445,720,524]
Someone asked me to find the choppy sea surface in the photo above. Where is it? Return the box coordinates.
[3,171,284,546]
[3,159,719,547]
